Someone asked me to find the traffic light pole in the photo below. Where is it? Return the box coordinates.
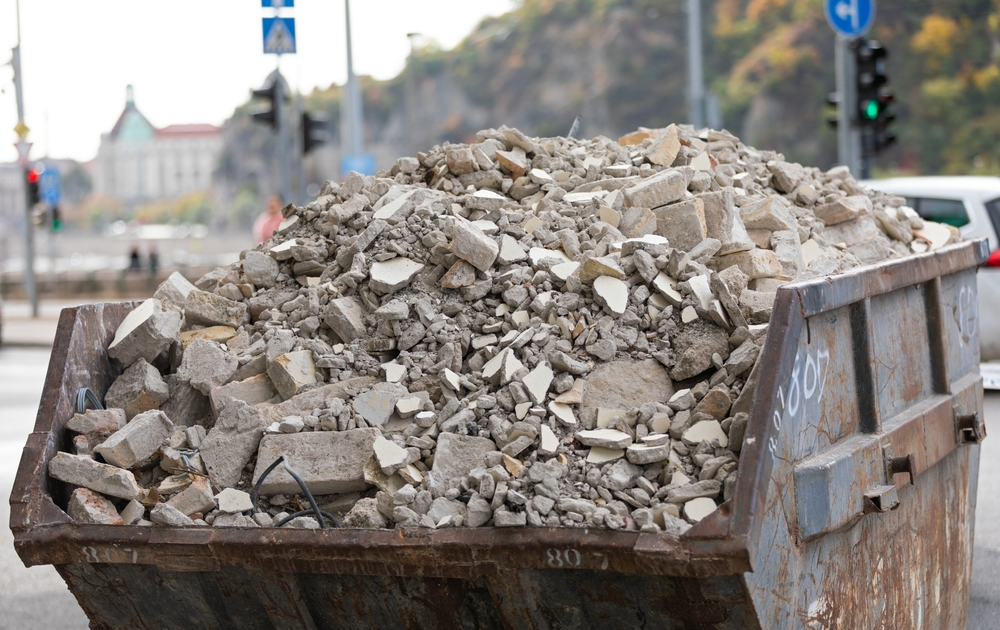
[835,35,863,179]
[13,0,38,317]
[275,70,292,204]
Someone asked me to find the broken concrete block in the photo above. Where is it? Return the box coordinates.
[93,409,174,469]
[153,272,198,312]
[450,217,499,271]
[815,195,872,226]
[260,377,375,423]
[770,230,804,278]
[768,161,805,193]
[624,168,686,209]
[160,375,211,428]
[184,289,247,328]
[740,196,798,232]
[697,190,754,255]
[176,339,239,395]
[669,321,730,381]
[683,420,729,448]
[523,362,553,405]
[67,408,127,449]
[268,350,318,400]
[619,207,657,238]
[353,385,399,427]
[209,373,278,417]
[150,502,195,527]
[581,360,672,426]
[216,488,254,513]
[653,198,707,252]
[446,146,476,175]
[498,235,527,265]
[199,400,269,489]
[440,259,477,289]
[67,488,124,525]
[166,476,216,516]
[644,124,680,166]
[576,429,633,449]
[48,452,143,500]
[104,358,170,420]
[178,326,236,349]
[430,432,498,485]
[683,497,718,522]
[120,499,145,525]
[593,276,629,317]
[714,249,782,279]
[579,256,625,283]
[243,251,280,288]
[369,257,425,294]
[373,436,409,475]
[252,428,381,495]
[108,298,181,366]
[325,297,367,342]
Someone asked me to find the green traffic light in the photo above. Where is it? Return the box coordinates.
[864,100,879,120]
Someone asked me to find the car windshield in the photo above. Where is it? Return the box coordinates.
[984,197,1000,239]
[906,197,969,228]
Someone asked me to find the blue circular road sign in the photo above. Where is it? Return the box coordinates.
[825,0,875,38]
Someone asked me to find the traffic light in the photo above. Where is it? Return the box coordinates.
[251,80,279,129]
[25,168,40,206]
[301,111,328,155]
[825,92,840,129]
[854,39,896,155]
[51,206,62,232]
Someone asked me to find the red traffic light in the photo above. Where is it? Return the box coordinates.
[26,169,40,184]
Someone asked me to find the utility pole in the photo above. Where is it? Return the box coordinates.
[834,36,862,177]
[344,0,364,157]
[275,72,291,203]
[686,0,705,130]
[405,32,420,156]
[12,0,37,317]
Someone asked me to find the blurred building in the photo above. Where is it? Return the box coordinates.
[94,86,222,207]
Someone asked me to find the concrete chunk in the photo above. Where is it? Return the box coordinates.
[67,408,127,449]
[431,432,498,484]
[714,249,782,279]
[184,289,247,328]
[268,350,318,400]
[166,476,216,516]
[624,169,686,209]
[252,429,381,495]
[104,358,170,420]
[200,400,269,489]
[325,297,367,342]
[93,409,174,469]
[243,251,280,288]
[697,190,754,255]
[153,272,197,311]
[177,339,239,395]
[593,276,629,316]
[815,195,872,226]
[369,257,424,294]
[150,502,195,527]
[48,452,143,500]
[108,298,181,366]
[67,488,124,525]
[653,198,707,252]
[209,373,278,417]
[450,217,499,271]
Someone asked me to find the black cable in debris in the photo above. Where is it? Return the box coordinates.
[249,454,340,528]
[76,388,104,414]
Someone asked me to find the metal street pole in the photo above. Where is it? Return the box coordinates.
[405,32,420,156]
[686,0,705,130]
[275,70,291,204]
[13,0,37,317]
[345,0,364,156]
[835,35,863,177]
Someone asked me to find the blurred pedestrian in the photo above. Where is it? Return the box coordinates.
[148,244,159,275]
[127,245,142,273]
[253,195,285,243]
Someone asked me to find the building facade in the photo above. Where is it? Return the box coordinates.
[94,86,222,206]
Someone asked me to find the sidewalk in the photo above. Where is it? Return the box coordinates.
[1,299,111,347]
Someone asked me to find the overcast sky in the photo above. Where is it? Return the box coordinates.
[0,0,516,164]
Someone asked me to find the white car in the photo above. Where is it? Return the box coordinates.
[861,176,1000,360]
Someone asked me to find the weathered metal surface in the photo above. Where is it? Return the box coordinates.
[9,240,989,629]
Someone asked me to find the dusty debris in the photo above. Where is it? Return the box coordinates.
[49,123,957,532]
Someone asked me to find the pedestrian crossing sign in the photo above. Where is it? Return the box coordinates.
[262,17,296,54]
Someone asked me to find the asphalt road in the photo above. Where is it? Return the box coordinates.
[1,345,999,628]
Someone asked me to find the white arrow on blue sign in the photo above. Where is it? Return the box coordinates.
[825,0,875,38]
[263,17,296,54]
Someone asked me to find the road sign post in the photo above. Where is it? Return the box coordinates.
[826,0,873,178]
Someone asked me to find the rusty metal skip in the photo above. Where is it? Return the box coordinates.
[9,239,988,629]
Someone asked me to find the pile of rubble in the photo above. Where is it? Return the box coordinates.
[49,124,958,533]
